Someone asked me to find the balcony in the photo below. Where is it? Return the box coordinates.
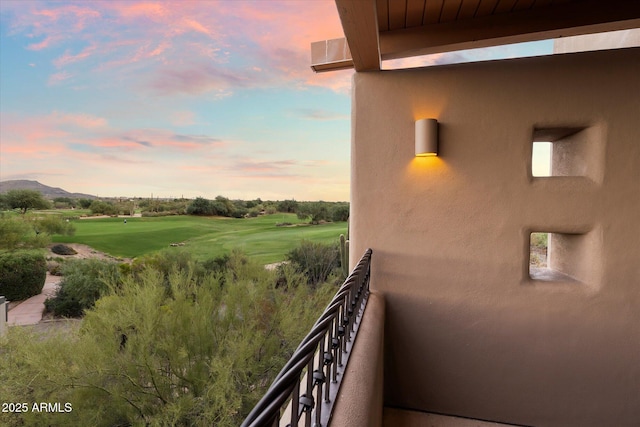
[242,250,526,427]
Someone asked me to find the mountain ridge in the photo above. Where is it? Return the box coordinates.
[0,180,97,199]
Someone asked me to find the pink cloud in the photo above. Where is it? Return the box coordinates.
[48,71,73,85]
[233,159,297,174]
[181,17,212,36]
[148,62,248,95]
[5,1,349,94]
[50,111,107,128]
[114,2,168,19]
[27,35,60,51]
[53,44,97,68]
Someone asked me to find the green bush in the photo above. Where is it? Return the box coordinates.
[0,215,49,250]
[287,240,340,287]
[0,250,47,301]
[0,251,335,426]
[45,258,122,318]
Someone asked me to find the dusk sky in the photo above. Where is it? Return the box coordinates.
[1,1,555,201]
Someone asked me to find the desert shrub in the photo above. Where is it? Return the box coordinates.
[200,253,231,275]
[47,260,64,276]
[0,252,335,426]
[132,248,202,280]
[45,258,122,317]
[287,240,340,287]
[51,243,78,255]
[89,200,118,216]
[230,207,248,218]
[0,215,49,250]
[0,250,46,301]
[35,215,76,236]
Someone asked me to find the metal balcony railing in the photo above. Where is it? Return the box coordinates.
[241,249,373,427]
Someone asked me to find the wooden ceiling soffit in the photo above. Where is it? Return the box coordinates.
[310,0,640,72]
[379,0,640,60]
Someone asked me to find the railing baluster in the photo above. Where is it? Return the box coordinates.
[290,381,300,427]
[241,249,373,427]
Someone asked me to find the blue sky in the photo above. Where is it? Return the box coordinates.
[0,1,554,201]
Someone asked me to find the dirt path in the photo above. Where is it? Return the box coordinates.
[48,243,132,263]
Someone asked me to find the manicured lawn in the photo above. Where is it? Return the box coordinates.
[52,214,347,264]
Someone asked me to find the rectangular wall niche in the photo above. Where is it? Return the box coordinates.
[531,126,604,182]
[528,230,601,287]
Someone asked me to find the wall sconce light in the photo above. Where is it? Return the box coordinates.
[415,118,438,157]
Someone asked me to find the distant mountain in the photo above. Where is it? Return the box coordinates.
[0,180,97,200]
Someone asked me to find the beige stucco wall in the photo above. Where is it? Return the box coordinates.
[350,48,640,427]
[331,292,385,427]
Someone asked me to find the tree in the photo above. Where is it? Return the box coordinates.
[89,200,118,215]
[0,251,335,426]
[277,199,298,213]
[331,203,350,222]
[296,202,330,224]
[77,198,93,209]
[5,189,50,214]
[186,197,212,215]
[0,216,49,250]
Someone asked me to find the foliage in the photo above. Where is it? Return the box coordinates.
[51,243,78,255]
[89,200,118,216]
[140,198,189,215]
[45,258,122,317]
[186,197,213,215]
[530,232,548,248]
[33,214,76,236]
[0,251,335,426]
[0,215,49,250]
[0,250,47,301]
[287,240,340,287]
[3,189,50,214]
[77,198,93,209]
[296,202,330,224]
[331,203,350,222]
[53,197,77,208]
[276,199,298,213]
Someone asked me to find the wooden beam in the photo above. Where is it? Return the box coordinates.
[335,0,381,71]
[379,0,640,60]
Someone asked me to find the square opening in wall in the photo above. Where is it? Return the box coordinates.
[528,230,600,286]
[529,232,548,268]
[532,142,552,177]
[531,126,603,180]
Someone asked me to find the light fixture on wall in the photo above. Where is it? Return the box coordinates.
[415,118,438,157]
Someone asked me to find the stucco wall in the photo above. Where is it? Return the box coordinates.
[350,48,640,427]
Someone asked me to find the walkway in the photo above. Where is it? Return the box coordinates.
[7,274,60,326]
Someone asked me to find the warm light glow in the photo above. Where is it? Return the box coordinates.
[415,152,437,157]
[404,156,449,182]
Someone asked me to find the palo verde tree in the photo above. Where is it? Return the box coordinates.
[0,251,335,427]
[4,189,50,214]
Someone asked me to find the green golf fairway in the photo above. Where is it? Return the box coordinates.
[52,214,347,264]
